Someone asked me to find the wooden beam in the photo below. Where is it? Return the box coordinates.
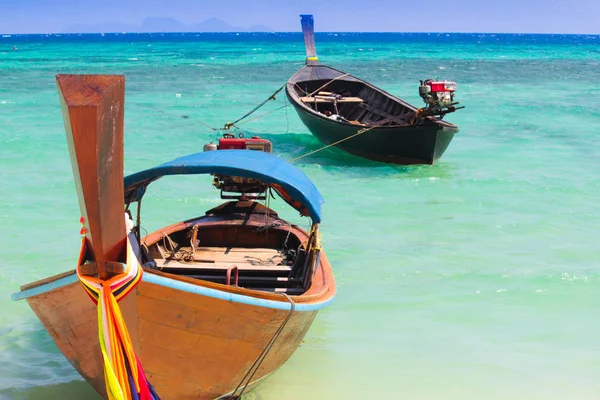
[300,96,364,104]
[57,74,127,280]
[300,15,318,64]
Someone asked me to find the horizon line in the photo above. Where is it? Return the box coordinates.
[3,31,600,36]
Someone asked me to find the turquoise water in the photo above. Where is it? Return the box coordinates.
[1,32,599,399]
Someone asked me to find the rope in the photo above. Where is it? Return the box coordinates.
[284,95,290,134]
[290,118,412,162]
[244,254,284,266]
[234,104,290,127]
[196,119,219,131]
[229,293,296,399]
[181,82,290,132]
[307,73,350,97]
[254,220,286,232]
[161,233,178,259]
[161,232,198,263]
[224,84,285,130]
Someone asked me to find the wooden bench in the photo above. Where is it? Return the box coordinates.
[300,96,364,104]
[154,246,288,271]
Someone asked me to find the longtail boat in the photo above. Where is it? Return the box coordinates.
[12,75,335,400]
[286,15,463,165]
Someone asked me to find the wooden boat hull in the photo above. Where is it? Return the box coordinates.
[289,94,458,164]
[19,263,333,400]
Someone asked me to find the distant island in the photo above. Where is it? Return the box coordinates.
[63,17,273,34]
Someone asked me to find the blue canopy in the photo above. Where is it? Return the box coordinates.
[123,150,324,223]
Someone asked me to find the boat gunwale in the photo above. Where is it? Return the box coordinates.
[12,215,336,310]
[12,264,336,309]
[12,268,335,311]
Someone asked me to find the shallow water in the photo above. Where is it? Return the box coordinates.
[0,32,599,399]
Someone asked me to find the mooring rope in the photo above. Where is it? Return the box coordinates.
[234,104,290,127]
[196,119,219,131]
[284,95,290,134]
[223,84,286,130]
[194,76,413,164]
[229,293,296,399]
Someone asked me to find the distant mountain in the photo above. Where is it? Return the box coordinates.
[189,17,246,32]
[140,17,187,32]
[63,22,140,33]
[63,17,273,33]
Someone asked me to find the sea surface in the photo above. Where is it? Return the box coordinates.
[0,32,599,400]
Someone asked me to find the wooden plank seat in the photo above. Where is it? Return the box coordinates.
[155,245,285,268]
[300,96,364,103]
[154,246,289,272]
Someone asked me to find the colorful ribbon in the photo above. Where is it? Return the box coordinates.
[77,236,160,400]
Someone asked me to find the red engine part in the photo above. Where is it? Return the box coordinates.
[218,137,246,150]
[218,135,272,153]
[428,81,456,93]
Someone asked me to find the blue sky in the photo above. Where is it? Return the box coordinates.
[1,0,598,34]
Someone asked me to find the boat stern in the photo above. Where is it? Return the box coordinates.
[432,124,459,164]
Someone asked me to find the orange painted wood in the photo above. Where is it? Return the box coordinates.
[20,269,76,291]
[26,282,140,398]
[57,74,127,279]
[26,282,107,397]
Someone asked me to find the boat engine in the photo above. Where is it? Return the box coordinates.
[205,132,272,152]
[204,133,273,200]
[418,79,464,118]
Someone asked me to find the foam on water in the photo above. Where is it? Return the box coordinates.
[0,33,599,399]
